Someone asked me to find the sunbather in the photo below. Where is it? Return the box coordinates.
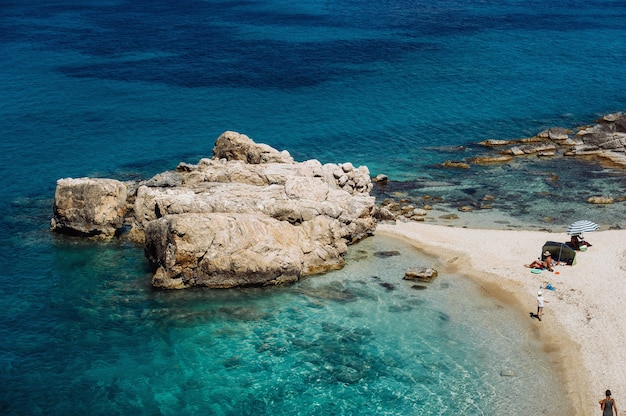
[525,251,553,271]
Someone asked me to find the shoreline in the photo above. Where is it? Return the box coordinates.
[377,221,626,416]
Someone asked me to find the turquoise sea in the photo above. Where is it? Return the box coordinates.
[2,0,626,414]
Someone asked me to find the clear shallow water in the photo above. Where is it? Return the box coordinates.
[2,235,568,415]
[2,0,626,414]
[373,156,626,231]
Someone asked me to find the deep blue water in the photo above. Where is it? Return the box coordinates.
[2,0,626,414]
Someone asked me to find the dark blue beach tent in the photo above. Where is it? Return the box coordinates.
[542,241,576,265]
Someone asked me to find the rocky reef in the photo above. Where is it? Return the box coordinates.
[467,112,626,167]
[371,112,626,223]
[51,131,378,289]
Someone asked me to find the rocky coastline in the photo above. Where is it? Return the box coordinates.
[51,113,626,289]
[371,112,626,223]
[470,112,626,166]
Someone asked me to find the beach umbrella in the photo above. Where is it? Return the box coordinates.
[566,220,599,236]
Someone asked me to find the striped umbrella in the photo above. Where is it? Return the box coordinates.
[566,220,599,236]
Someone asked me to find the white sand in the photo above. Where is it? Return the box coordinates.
[377,221,626,416]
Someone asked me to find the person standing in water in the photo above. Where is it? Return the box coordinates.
[600,390,618,416]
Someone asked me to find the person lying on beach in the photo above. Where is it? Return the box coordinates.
[524,251,553,271]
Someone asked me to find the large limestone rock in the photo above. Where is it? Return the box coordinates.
[51,178,127,238]
[132,159,376,243]
[212,130,294,164]
[51,131,377,289]
[145,213,347,289]
[135,133,376,288]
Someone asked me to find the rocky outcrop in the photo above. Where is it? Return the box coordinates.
[374,112,626,227]
[456,112,626,168]
[51,178,128,238]
[51,131,377,289]
[145,213,347,289]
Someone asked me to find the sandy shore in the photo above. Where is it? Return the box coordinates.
[377,221,626,416]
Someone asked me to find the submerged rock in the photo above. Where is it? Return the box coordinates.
[439,214,459,220]
[468,155,514,164]
[373,250,401,258]
[500,369,517,377]
[379,282,396,291]
[587,196,614,204]
[441,160,470,169]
